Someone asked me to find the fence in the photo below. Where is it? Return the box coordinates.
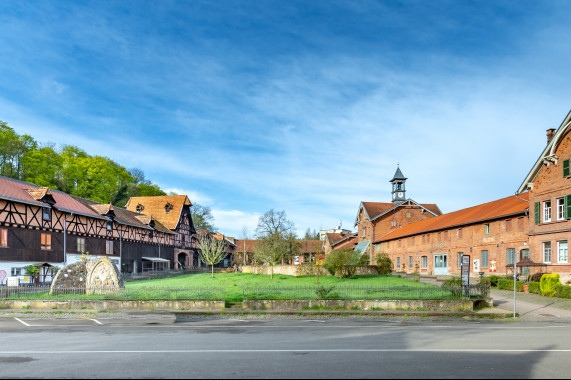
[243,285,490,301]
[0,286,226,302]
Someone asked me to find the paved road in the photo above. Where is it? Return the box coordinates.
[0,317,569,378]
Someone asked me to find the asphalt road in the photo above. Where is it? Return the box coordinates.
[0,316,570,379]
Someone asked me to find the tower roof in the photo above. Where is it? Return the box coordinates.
[390,166,407,182]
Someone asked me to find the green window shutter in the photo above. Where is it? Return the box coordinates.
[565,195,571,220]
[534,202,541,224]
[564,159,571,178]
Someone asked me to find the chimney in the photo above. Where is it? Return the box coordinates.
[547,128,556,144]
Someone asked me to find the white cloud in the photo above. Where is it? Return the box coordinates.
[210,209,261,238]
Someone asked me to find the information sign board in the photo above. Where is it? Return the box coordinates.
[461,255,471,286]
[7,276,19,287]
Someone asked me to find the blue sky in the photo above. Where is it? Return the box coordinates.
[1,1,571,238]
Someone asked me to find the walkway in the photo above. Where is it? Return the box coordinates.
[490,289,571,321]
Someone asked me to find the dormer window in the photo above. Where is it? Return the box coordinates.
[165,203,173,213]
[42,207,51,222]
[106,220,113,232]
[136,204,144,213]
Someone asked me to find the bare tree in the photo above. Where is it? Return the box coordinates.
[198,235,227,278]
[255,209,295,238]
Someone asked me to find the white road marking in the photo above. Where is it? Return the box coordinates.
[14,317,31,327]
[0,349,569,354]
[90,319,103,325]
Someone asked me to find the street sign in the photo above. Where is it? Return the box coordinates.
[461,255,471,286]
[0,270,6,280]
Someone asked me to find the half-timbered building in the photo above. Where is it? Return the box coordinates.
[0,176,176,284]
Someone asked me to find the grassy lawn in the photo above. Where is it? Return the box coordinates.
[126,273,435,302]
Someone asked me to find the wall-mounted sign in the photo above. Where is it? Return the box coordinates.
[473,259,480,273]
[7,276,19,287]
[490,260,497,272]
[0,270,6,280]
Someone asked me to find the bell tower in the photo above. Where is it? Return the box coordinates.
[390,165,407,202]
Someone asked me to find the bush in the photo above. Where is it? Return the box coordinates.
[486,275,501,287]
[324,249,367,278]
[555,284,571,299]
[528,281,541,294]
[540,273,560,297]
[479,278,491,286]
[375,252,393,275]
[498,279,524,292]
[528,272,547,283]
[442,276,463,288]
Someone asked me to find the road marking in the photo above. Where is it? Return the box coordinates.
[0,348,570,354]
[90,319,103,325]
[14,318,30,327]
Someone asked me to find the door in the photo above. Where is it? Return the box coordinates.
[434,254,448,275]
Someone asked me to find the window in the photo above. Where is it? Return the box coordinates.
[411,236,415,246]
[106,220,113,232]
[558,241,568,263]
[421,256,428,269]
[457,252,463,268]
[397,257,400,269]
[506,248,516,265]
[11,267,23,276]
[0,229,7,247]
[375,244,381,252]
[361,227,366,237]
[41,233,51,250]
[484,224,490,235]
[77,238,85,253]
[543,242,551,263]
[557,198,565,220]
[391,221,397,227]
[106,240,113,255]
[42,207,51,222]
[481,250,488,268]
[136,204,144,213]
[544,201,552,222]
[409,256,413,268]
[564,159,570,177]
[534,202,540,224]
[164,203,173,213]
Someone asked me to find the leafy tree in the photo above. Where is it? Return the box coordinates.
[192,203,216,231]
[198,235,228,278]
[324,248,367,278]
[253,209,300,279]
[0,122,37,179]
[21,147,63,188]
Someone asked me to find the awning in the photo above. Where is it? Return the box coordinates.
[142,257,170,262]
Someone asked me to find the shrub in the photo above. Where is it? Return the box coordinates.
[528,281,541,294]
[479,278,491,286]
[442,276,463,288]
[486,275,501,287]
[528,272,547,283]
[540,273,560,297]
[555,284,571,299]
[324,248,367,278]
[498,279,524,292]
[375,252,393,275]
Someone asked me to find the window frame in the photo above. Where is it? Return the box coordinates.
[506,248,516,266]
[42,207,51,222]
[481,250,488,268]
[484,224,490,235]
[558,241,568,263]
[557,198,565,220]
[544,200,552,222]
[77,237,86,254]
[457,252,463,268]
[409,256,413,269]
[11,267,23,276]
[0,229,7,248]
[421,256,428,269]
[106,240,113,255]
[543,241,552,263]
[41,233,52,250]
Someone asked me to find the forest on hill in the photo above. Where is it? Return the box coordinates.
[0,120,165,207]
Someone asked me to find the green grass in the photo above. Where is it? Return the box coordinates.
[126,273,435,302]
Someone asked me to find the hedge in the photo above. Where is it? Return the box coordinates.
[540,273,560,297]
[528,281,541,295]
[498,279,524,292]
[555,284,571,299]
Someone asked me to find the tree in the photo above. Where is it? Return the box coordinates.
[253,209,300,279]
[198,235,228,278]
[324,248,367,278]
[375,252,393,275]
[20,147,63,189]
[192,203,216,231]
[303,228,319,240]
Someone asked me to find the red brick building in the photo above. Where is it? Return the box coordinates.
[354,166,441,261]
[517,110,571,279]
[373,193,529,276]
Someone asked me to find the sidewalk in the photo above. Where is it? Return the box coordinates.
[490,289,571,321]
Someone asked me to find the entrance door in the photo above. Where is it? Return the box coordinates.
[434,254,448,275]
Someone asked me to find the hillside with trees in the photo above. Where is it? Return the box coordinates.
[0,120,166,207]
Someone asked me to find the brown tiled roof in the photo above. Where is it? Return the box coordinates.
[0,176,100,218]
[326,232,352,245]
[89,203,114,216]
[376,193,529,243]
[333,234,359,250]
[125,195,192,230]
[26,187,52,201]
[299,240,323,253]
[233,239,258,252]
[362,201,442,221]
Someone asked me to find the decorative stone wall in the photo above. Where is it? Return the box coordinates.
[50,257,123,295]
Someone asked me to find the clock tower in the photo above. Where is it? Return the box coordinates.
[390,165,407,202]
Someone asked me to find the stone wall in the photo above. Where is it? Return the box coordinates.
[244,299,475,311]
[0,300,225,311]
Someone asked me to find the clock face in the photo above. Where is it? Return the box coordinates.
[398,192,404,197]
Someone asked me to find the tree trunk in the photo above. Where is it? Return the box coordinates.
[271,265,273,280]
[211,265,214,278]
